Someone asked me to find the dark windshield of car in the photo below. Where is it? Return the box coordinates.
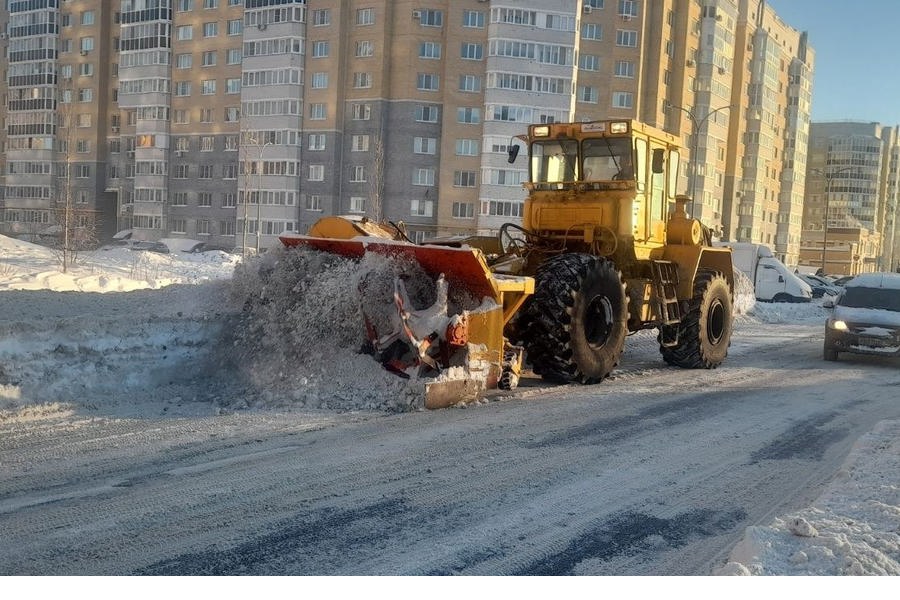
[838,287,900,312]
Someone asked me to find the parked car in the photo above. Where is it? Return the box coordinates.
[831,275,856,287]
[132,241,170,253]
[796,273,841,298]
[823,272,900,361]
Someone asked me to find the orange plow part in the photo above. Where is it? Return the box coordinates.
[279,233,534,407]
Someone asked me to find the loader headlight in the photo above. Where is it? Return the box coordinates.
[610,121,629,134]
[533,126,550,137]
[829,319,848,331]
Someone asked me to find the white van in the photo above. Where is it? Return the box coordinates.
[714,242,812,303]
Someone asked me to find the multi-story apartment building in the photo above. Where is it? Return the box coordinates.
[0,0,816,256]
[800,121,900,273]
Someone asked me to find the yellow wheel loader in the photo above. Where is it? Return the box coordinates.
[280,119,734,407]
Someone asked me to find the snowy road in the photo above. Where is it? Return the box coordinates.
[2,310,898,575]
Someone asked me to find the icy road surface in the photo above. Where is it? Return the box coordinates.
[1,283,898,575]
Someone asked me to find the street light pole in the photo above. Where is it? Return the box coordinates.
[665,103,733,219]
[813,166,857,275]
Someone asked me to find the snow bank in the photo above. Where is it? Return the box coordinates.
[719,419,900,575]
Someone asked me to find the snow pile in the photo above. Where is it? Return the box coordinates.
[719,419,900,575]
[225,246,456,412]
[0,234,238,292]
[732,267,756,315]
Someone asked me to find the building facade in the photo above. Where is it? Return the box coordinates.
[799,121,900,274]
[1,0,817,256]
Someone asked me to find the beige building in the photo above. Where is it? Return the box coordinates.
[1,0,816,254]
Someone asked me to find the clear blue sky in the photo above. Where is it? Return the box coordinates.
[766,0,900,125]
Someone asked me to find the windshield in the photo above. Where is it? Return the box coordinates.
[583,138,634,181]
[530,140,579,183]
[838,287,900,312]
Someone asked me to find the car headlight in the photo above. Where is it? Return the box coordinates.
[829,320,848,331]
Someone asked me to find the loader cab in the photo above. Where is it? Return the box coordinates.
[519,120,682,253]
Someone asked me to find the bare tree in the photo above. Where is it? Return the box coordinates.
[52,89,97,272]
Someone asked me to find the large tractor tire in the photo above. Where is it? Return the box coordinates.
[660,269,732,368]
[521,253,628,384]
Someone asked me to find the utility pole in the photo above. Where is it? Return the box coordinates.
[812,166,858,274]
[665,103,733,219]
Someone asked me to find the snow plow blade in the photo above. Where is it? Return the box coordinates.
[279,229,533,408]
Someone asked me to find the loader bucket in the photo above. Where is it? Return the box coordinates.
[279,233,533,407]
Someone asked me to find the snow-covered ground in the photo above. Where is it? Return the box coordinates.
[1,233,897,576]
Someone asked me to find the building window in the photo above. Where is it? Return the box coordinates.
[175,81,191,96]
[313,9,330,26]
[177,25,193,40]
[223,164,238,179]
[353,72,372,88]
[198,192,213,206]
[412,168,435,186]
[349,196,366,213]
[226,48,242,64]
[308,165,325,181]
[201,136,214,152]
[578,86,598,103]
[220,220,235,236]
[309,103,326,120]
[306,195,322,211]
[615,60,635,78]
[616,30,638,47]
[350,166,366,182]
[312,41,329,57]
[413,137,436,154]
[452,202,475,219]
[177,53,193,69]
[227,19,242,35]
[457,107,480,123]
[419,9,443,27]
[78,88,93,102]
[612,91,634,108]
[356,40,374,57]
[308,134,326,151]
[79,63,94,76]
[462,10,485,28]
[222,192,237,207]
[352,103,371,120]
[419,42,441,59]
[416,105,439,122]
[202,51,216,67]
[226,78,241,94]
[75,165,91,178]
[80,37,94,52]
[454,171,477,187]
[582,23,602,40]
[459,75,481,92]
[619,0,638,17]
[200,108,214,122]
[197,220,211,235]
[174,165,189,179]
[410,199,433,217]
[311,72,328,89]
[77,114,92,127]
[456,139,478,156]
[76,140,91,152]
[201,80,216,95]
[356,8,375,26]
[174,109,189,124]
[171,219,187,233]
[417,73,439,91]
[580,54,599,71]
[199,165,214,179]
[224,107,240,122]
[203,22,218,37]
[351,135,370,151]
[203,0,218,8]
[461,43,483,60]
[225,136,238,151]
